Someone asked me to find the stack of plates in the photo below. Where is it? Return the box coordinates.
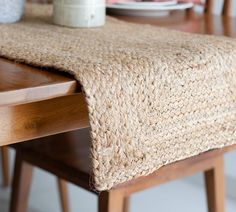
[106,0,194,17]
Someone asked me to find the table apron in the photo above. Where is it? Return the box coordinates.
[0,93,89,146]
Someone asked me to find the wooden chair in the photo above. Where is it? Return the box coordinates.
[9,127,234,212]
[205,0,234,16]
[182,0,233,17]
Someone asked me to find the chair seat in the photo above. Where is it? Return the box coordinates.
[10,127,235,212]
[11,128,92,176]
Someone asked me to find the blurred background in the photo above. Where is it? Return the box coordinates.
[0,0,235,211]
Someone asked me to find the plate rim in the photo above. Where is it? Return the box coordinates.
[115,0,178,6]
[106,2,194,11]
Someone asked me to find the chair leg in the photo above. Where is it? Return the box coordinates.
[123,197,129,212]
[1,146,10,187]
[57,178,70,212]
[98,190,126,212]
[10,152,33,212]
[204,155,225,212]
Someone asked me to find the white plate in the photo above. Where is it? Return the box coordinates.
[116,0,177,7]
[106,2,194,17]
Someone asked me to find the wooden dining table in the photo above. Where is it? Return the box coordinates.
[0,11,236,147]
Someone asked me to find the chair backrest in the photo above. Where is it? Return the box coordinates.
[205,0,235,16]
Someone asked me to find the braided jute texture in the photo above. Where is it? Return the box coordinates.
[1,3,236,191]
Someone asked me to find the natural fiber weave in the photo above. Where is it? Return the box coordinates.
[1,4,236,191]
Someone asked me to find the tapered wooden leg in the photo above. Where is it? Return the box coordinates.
[204,156,225,212]
[1,146,10,187]
[99,190,126,212]
[10,152,33,212]
[123,197,129,212]
[57,178,70,212]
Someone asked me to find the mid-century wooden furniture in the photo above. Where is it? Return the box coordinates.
[206,0,233,16]
[14,1,234,211]
[0,4,235,212]
[10,128,236,212]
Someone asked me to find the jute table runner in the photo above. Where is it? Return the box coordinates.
[1,3,236,191]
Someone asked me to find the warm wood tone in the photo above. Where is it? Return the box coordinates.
[0,58,77,107]
[9,150,69,212]
[205,156,225,212]
[99,192,135,212]
[57,179,70,212]
[11,129,92,191]
[99,190,125,212]
[1,147,10,187]
[10,152,33,212]
[114,11,236,36]
[223,0,231,16]
[207,0,232,16]
[0,11,234,145]
[10,128,236,212]
[113,144,235,196]
[0,13,234,148]
[190,0,232,16]
[0,93,89,146]
[123,198,129,212]
[205,0,216,14]
[115,15,236,41]
[0,8,235,212]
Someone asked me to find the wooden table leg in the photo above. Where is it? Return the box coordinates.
[204,155,225,212]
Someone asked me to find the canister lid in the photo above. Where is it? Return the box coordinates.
[53,0,105,6]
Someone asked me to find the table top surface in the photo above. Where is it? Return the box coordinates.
[0,58,77,107]
[0,12,235,107]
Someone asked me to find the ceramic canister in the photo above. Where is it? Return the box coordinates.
[53,0,106,28]
[0,0,25,24]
